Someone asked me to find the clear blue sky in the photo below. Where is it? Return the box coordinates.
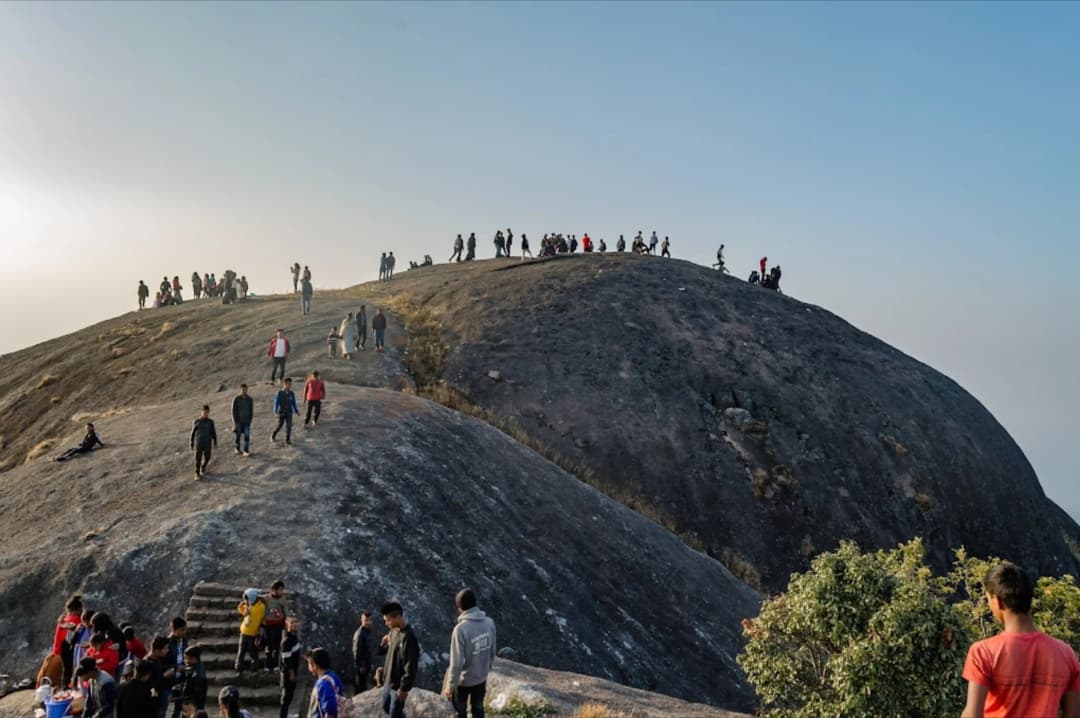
[1,1,1077,520]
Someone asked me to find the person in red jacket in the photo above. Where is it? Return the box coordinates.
[267,329,290,384]
[304,371,326,428]
[760,256,768,278]
[582,234,592,253]
[86,632,120,678]
[53,594,84,687]
[123,625,148,660]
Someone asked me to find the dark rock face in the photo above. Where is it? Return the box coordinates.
[385,255,1080,591]
[0,386,758,710]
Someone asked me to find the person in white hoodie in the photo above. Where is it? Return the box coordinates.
[442,589,496,718]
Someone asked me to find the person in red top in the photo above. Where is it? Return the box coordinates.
[267,329,290,384]
[86,633,120,678]
[123,625,148,660]
[582,234,592,253]
[53,594,84,687]
[304,371,326,428]
[961,563,1080,718]
[759,256,767,278]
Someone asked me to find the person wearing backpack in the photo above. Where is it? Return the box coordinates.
[306,647,350,718]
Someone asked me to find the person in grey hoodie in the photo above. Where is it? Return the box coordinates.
[442,589,496,718]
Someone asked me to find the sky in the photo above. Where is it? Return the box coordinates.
[0,1,1077,520]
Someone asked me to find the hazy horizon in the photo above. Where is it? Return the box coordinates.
[1,1,1077,522]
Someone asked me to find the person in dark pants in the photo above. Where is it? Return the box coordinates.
[56,423,105,462]
[272,378,300,446]
[279,616,301,718]
[267,329,290,383]
[146,636,177,718]
[372,309,387,353]
[174,645,206,717]
[356,306,368,351]
[380,602,419,718]
[190,406,217,480]
[352,610,376,692]
[304,372,326,428]
[443,589,496,718]
[117,660,156,718]
[231,384,253,456]
[263,581,289,670]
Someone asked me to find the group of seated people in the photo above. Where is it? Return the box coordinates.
[748,265,783,291]
[408,255,434,269]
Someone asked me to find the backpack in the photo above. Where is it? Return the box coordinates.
[314,675,355,718]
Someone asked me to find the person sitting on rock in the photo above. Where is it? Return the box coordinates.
[56,423,105,462]
[748,270,760,285]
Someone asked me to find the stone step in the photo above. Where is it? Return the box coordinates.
[206,667,280,689]
[186,607,239,622]
[187,620,240,635]
[189,595,241,609]
[192,582,250,598]
[187,636,238,653]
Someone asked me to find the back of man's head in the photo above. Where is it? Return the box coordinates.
[455,589,477,612]
[307,647,331,670]
[380,602,403,618]
[985,563,1034,614]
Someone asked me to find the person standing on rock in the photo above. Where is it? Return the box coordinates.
[306,647,345,718]
[442,589,496,718]
[263,581,289,672]
[450,234,464,263]
[387,252,396,280]
[272,378,300,446]
[356,306,368,352]
[661,236,671,258]
[77,656,118,718]
[304,372,326,428]
[465,232,476,261]
[190,406,217,480]
[191,272,203,301]
[235,589,266,675]
[267,329,290,384]
[352,611,376,692]
[760,256,768,279]
[380,602,419,718]
[339,313,357,360]
[378,253,388,282]
[301,277,314,315]
[960,563,1080,718]
[138,281,150,310]
[231,384,253,457]
[291,263,301,293]
[520,234,532,261]
[146,636,177,718]
[279,615,302,718]
[372,309,387,353]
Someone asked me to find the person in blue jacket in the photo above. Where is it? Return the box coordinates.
[306,647,344,718]
[271,378,300,446]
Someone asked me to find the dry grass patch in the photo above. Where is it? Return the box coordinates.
[35,374,58,390]
[25,439,57,463]
[719,547,763,591]
[574,703,627,718]
[152,321,176,342]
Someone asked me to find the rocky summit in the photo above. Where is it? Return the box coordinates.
[0,253,1076,715]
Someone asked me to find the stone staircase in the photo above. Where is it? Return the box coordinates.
[184,581,304,715]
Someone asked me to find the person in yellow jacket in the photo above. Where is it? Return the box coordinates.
[234,588,266,674]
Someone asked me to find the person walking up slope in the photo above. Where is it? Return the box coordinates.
[372,309,387,353]
[272,378,300,446]
[231,384,253,457]
[442,589,496,718]
[190,405,217,480]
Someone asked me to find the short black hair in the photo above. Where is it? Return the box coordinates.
[134,660,153,678]
[240,384,247,389]
[151,635,169,651]
[283,377,292,383]
[201,405,210,412]
[123,626,136,640]
[172,617,187,630]
[380,602,403,618]
[456,589,477,611]
[83,609,96,622]
[360,609,372,619]
[306,647,331,670]
[984,563,1034,614]
[77,657,98,675]
[271,579,285,590]
[184,645,202,660]
[66,594,83,613]
[311,372,319,378]
[90,632,107,647]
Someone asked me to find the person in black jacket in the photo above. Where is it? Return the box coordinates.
[174,646,206,716]
[117,660,156,718]
[351,611,377,692]
[56,423,105,462]
[380,602,419,718]
[231,385,254,456]
[190,406,217,480]
[278,616,301,718]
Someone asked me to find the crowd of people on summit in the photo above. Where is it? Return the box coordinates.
[37,586,497,718]
[137,273,250,310]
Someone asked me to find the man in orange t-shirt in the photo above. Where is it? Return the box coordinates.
[961,563,1080,718]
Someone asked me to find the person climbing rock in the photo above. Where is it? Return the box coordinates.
[55,423,105,462]
[190,406,217,480]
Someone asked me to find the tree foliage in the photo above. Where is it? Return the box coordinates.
[738,539,1080,718]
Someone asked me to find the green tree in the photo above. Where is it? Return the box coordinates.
[738,540,968,718]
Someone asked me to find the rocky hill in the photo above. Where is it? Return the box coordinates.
[356,255,1080,591]
[0,290,757,711]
